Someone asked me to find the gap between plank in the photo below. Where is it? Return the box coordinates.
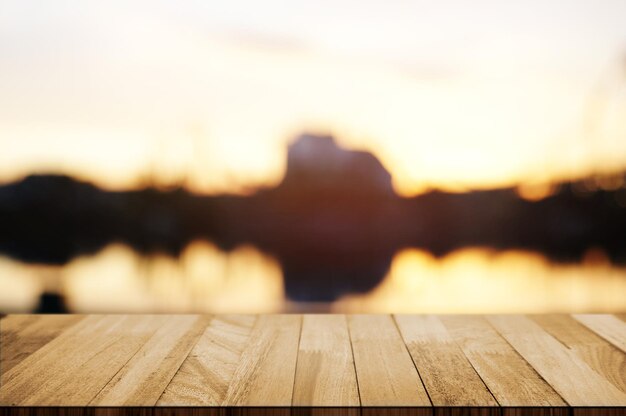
[481,315,571,407]
[345,314,363,407]
[84,315,212,406]
[440,315,502,407]
[289,314,305,406]
[154,315,215,406]
[85,317,164,406]
[390,314,434,407]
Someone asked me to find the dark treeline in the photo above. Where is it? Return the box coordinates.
[1,134,626,301]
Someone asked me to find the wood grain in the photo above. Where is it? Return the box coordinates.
[394,315,497,407]
[0,315,163,406]
[292,314,359,407]
[348,314,431,407]
[157,315,257,406]
[573,314,626,353]
[1,313,625,413]
[90,315,210,406]
[440,315,566,406]
[533,314,626,393]
[0,314,83,380]
[488,315,626,406]
[0,408,606,416]
[221,314,301,406]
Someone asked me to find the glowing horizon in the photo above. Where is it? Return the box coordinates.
[1,0,626,196]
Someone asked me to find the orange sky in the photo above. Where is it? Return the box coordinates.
[1,0,626,195]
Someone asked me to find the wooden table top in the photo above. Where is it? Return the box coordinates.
[0,314,625,415]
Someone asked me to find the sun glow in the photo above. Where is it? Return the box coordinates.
[334,248,626,313]
[62,242,285,313]
[1,1,626,195]
[1,245,624,313]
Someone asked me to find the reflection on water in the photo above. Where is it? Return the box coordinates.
[334,248,626,313]
[1,242,625,313]
[0,241,284,313]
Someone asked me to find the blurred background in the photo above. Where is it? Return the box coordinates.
[1,0,626,314]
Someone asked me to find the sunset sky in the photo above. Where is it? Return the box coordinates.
[1,0,626,195]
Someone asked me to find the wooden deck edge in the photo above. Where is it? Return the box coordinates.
[0,407,624,416]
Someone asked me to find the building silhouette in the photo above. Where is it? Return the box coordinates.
[280,133,394,197]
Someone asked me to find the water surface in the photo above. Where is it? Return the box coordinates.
[2,241,624,313]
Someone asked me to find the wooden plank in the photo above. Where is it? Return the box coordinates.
[292,315,359,407]
[0,410,595,416]
[0,315,164,406]
[488,315,626,406]
[0,409,322,416]
[1,313,625,413]
[157,315,257,405]
[348,314,431,407]
[0,314,84,380]
[221,314,301,406]
[440,315,566,406]
[90,315,210,406]
[533,314,626,393]
[394,315,497,407]
[573,314,626,353]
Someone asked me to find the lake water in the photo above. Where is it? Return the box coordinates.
[1,240,625,313]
